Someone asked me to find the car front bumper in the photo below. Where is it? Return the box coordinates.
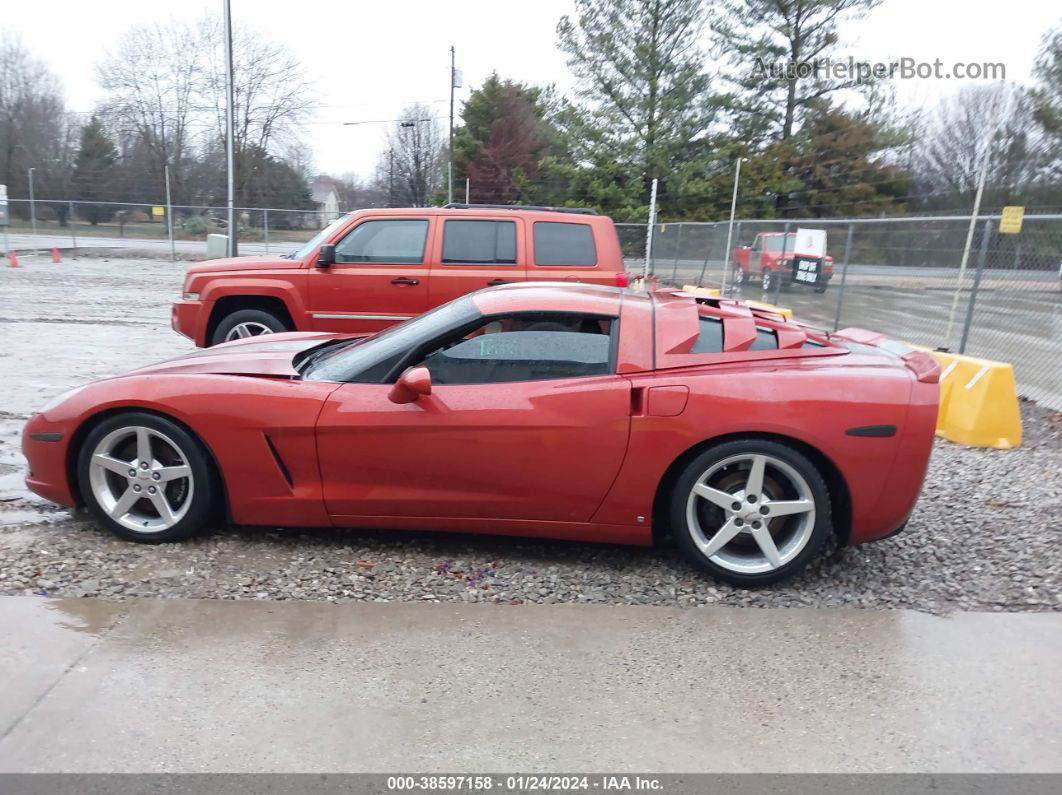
[22,413,77,507]
[171,300,210,346]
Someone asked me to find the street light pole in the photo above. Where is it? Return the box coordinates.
[223,0,238,257]
[448,45,456,205]
[27,167,38,256]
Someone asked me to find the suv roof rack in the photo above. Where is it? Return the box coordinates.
[441,203,598,216]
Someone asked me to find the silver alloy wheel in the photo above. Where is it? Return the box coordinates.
[225,321,274,341]
[88,426,194,533]
[685,453,816,574]
[762,269,773,292]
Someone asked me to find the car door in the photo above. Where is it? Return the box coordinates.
[308,216,433,334]
[315,312,631,523]
[426,217,527,308]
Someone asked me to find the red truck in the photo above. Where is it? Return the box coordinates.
[172,205,630,346]
[733,232,833,293]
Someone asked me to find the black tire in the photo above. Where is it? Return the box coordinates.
[814,283,829,294]
[669,439,832,586]
[77,412,217,544]
[211,308,289,346]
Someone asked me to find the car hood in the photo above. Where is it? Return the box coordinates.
[123,332,350,379]
[185,255,305,275]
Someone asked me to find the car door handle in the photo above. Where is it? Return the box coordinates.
[487,279,509,286]
[390,278,419,286]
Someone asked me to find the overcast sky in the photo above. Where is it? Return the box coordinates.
[4,0,1059,181]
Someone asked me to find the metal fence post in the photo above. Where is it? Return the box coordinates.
[264,209,270,253]
[69,201,77,251]
[773,222,790,304]
[832,223,855,331]
[959,218,993,355]
[644,178,658,279]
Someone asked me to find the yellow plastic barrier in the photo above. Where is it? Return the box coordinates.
[918,348,1023,449]
[679,285,795,320]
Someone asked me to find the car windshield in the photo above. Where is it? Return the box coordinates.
[287,214,350,259]
[302,296,480,382]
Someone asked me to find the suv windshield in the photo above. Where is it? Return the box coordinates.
[288,214,350,259]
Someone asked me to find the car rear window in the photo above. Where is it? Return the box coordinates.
[442,220,517,265]
[533,222,597,266]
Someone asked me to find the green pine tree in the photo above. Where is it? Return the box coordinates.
[71,117,118,225]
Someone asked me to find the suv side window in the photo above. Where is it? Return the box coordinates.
[533,222,597,266]
[335,219,428,264]
[442,220,517,265]
[420,313,613,385]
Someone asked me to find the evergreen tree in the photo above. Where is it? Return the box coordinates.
[452,74,551,205]
[556,0,716,207]
[1031,25,1062,185]
[713,0,881,144]
[71,116,118,225]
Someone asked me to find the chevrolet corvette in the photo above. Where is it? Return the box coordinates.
[22,284,940,586]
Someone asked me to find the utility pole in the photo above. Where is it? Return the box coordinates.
[223,0,238,257]
[165,164,176,262]
[28,167,38,256]
[388,148,395,207]
[720,157,748,295]
[448,45,457,205]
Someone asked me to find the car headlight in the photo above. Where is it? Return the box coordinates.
[38,386,86,415]
[182,292,200,301]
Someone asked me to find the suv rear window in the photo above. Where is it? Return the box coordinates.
[533,222,596,266]
[442,220,517,265]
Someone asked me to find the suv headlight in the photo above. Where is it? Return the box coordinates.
[182,292,200,301]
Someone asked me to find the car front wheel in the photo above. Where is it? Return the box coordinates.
[77,412,217,543]
[670,440,832,586]
[212,308,288,346]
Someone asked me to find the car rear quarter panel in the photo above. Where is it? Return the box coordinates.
[593,359,930,545]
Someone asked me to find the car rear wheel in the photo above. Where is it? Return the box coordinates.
[77,412,216,544]
[212,308,288,346]
[670,440,832,586]
[814,282,829,293]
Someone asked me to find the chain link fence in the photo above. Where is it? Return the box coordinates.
[618,215,1062,411]
[0,198,338,256]
[1,198,1057,410]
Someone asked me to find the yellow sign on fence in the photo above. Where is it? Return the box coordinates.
[999,206,1024,235]
[151,206,165,218]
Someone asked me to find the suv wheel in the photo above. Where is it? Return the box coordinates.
[670,439,832,586]
[212,308,289,345]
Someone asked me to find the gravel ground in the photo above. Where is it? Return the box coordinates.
[1,256,1060,613]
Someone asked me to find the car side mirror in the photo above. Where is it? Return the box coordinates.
[316,243,336,268]
[388,366,432,404]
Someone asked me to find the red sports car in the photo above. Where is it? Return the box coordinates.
[22,284,940,586]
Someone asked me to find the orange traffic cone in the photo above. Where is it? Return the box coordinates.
[7,250,18,268]
[51,247,61,263]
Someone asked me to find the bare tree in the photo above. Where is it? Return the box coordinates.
[96,20,199,202]
[0,33,74,207]
[910,83,1043,212]
[380,105,444,207]
[198,16,315,196]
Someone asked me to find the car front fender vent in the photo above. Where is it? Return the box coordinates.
[263,433,294,489]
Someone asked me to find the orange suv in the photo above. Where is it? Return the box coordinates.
[172,204,631,346]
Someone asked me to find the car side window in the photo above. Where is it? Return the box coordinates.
[533,222,597,266]
[419,314,613,385]
[335,219,428,264]
[442,220,517,265]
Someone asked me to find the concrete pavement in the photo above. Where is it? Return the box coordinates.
[0,596,1058,773]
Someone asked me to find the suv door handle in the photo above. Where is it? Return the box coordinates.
[487,279,509,286]
[390,278,419,286]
